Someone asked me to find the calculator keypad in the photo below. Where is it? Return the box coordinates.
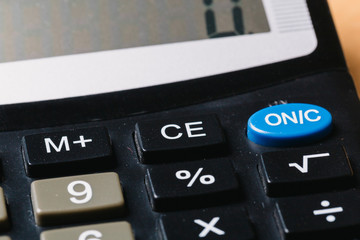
[0,73,358,240]
[31,172,124,226]
[40,221,134,240]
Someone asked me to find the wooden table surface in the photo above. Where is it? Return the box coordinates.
[328,0,360,96]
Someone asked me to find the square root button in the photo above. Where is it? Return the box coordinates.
[135,115,225,163]
[259,145,353,196]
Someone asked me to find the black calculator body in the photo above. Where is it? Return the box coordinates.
[0,1,359,240]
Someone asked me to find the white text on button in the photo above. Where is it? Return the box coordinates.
[44,135,93,153]
[161,121,207,140]
[265,109,321,126]
[288,153,330,173]
[79,230,102,240]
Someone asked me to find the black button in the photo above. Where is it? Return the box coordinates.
[145,159,239,211]
[160,206,255,240]
[259,146,353,196]
[22,127,114,177]
[134,115,225,163]
[275,190,360,240]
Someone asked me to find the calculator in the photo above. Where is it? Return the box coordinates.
[0,0,359,239]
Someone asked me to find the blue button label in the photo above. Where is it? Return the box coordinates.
[247,103,332,147]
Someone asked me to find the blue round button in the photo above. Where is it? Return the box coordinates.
[247,103,332,147]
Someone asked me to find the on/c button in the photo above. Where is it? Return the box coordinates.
[247,103,333,147]
[134,115,225,163]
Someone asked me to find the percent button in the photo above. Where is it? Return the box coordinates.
[145,159,240,211]
[176,168,216,187]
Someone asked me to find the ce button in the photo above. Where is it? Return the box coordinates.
[135,115,225,163]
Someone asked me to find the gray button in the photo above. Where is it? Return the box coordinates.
[0,188,9,231]
[41,221,134,240]
[31,172,125,226]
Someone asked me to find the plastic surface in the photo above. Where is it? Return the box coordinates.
[247,103,333,147]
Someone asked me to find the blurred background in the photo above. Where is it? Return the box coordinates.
[328,0,360,95]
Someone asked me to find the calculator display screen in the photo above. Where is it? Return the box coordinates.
[0,0,317,105]
[0,0,269,63]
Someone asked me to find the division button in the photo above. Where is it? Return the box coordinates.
[40,221,134,240]
[259,145,353,196]
[247,103,332,147]
[145,159,239,211]
[134,115,225,163]
[275,190,360,239]
[31,172,125,226]
[22,127,114,177]
[160,207,255,240]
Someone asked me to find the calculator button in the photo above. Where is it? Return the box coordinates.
[40,221,134,240]
[22,127,113,177]
[0,188,9,231]
[160,207,255,240]
[247,103,332,147]
[260,146,353,196]
[31,172,124,226]
[0,237,10,240]
[135,115,225,163]
[145,159,239,211]
[275,190,360,239]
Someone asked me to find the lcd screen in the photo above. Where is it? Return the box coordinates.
[0,0,269,63]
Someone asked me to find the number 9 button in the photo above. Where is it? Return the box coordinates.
[30,172,125,226]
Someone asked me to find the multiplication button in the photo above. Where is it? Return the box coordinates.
[159,207,255,240]
[275,190,360,239]
[145,159,239,210]
[22,127,113,177]
[259,146,353,196]
[135,115,225,163]
[31,172,125,226]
